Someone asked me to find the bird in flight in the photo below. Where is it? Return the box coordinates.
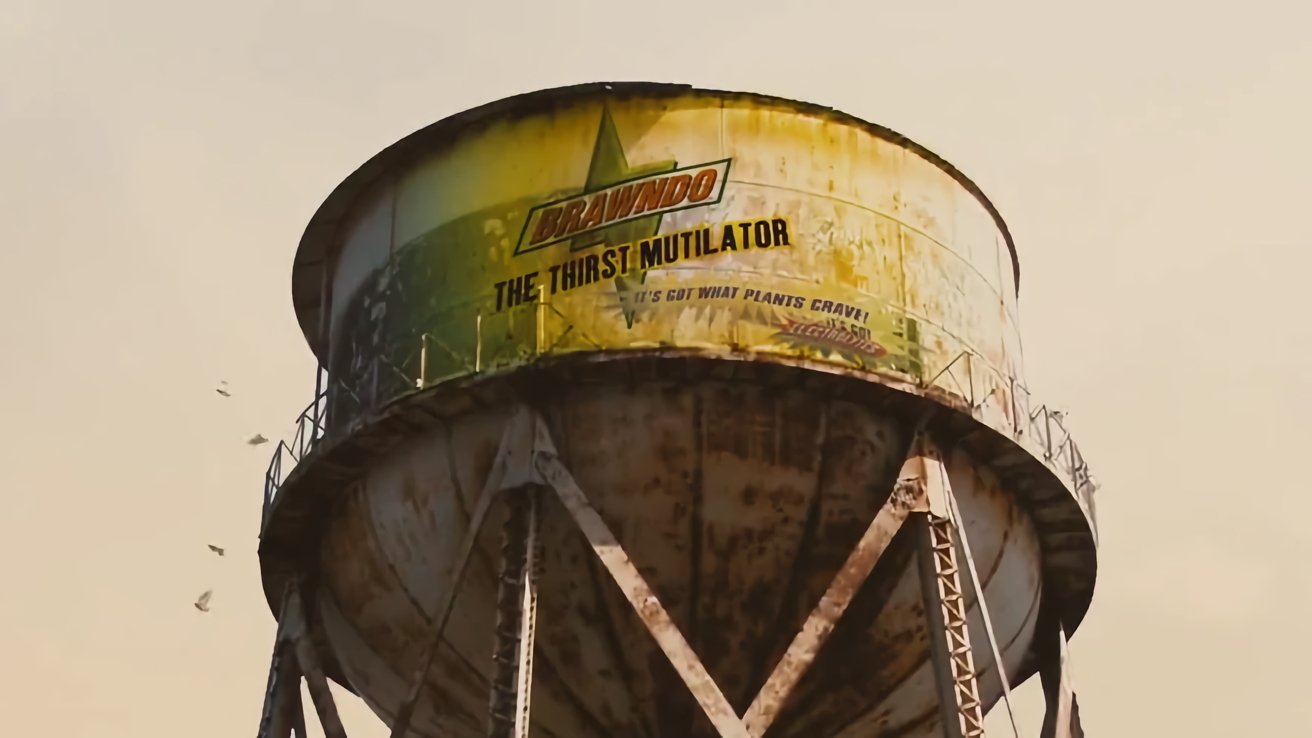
[208,544,225,557]
[247,434,268,446]
[216,381,231,398]
[194,590,213,613]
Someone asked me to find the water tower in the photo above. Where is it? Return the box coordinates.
[255,83,1098,738]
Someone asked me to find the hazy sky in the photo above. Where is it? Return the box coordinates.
[3,1,1310,736]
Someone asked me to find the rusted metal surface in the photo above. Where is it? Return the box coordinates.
[1039,625,1084,738]
[257,621,299,738]
[903,439,988,738]
[741,471,926,737]
[287,83,1025,365]
[303,86,1044,487]
[947,472,1021,735]
[487,487,542,738]
[536,447,751,738]
[918,511,986,738]
[257,590,293,738]
[298,380,1047,736]
[284,586,348,738]
[387,414,523,738]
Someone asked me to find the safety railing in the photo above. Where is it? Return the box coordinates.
[260,296,560,530]
[925,349,1100,532]
[261,306,1100,535]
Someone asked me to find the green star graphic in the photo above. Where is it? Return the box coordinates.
[571,108,677,327]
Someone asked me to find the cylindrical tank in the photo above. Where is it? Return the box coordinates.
[259,82,1099,738]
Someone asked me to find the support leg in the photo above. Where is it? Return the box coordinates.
[256,626,298,738]
[919,513,987,738]
[258,582,346,738]
[290,686,308,738]
[909,440,986,738]
[946,489,1020,737]
[742,474,926,737]
[377,408,991,738]
[535,448,751,738]
[284,586,348,738]
[390,411,535,738]
[272,660,306,738]
[1039,625,1084,738]
[258,584,311,738]
[488,487,543,738]
[512,490,542,737]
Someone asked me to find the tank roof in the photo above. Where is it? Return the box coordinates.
[287,82,1023,364]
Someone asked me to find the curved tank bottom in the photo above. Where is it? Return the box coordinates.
[314,379,1043,737]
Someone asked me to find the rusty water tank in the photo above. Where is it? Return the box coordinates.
[258,82,1099,737]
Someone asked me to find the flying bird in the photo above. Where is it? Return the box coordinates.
[216,381,231,398]
[247,434,268,446]
[194,590,213,613]
[207,544,225,557]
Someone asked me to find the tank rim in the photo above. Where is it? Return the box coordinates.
[287,81,1024,365]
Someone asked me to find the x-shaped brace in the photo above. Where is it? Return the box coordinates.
[387,406,976,738]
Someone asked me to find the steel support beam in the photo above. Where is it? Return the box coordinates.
[389,411,539,738]
[256,583,343,738]
[289,407,1015,738]
[488,487,543,738]
[535,447,752,738]
[256,598,299,738]
[742,472,927,736]
[910,438,987,738]
[1040,625,1085,738]
[532,411,933,738]
[286,587,348,738]
[947,484,1021,737]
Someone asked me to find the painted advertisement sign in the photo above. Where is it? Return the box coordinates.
[327,92,1022,411]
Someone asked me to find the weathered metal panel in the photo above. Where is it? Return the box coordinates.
[329,188,395,340]
[313,88,1027,437]
[315,382,1043,736]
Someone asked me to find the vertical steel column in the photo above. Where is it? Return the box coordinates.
[919,513,987,738]
[488,488,543,738]
[911,440,986,738]
[1040,624,1085,738]
[315,253,334,436]
[256,623,298,738]
[389,412,535,738]
[946,491,1021,737]
[314,264,329,399]
[742,474,925,737]
[285,587,347,738]
[256,583,344,738]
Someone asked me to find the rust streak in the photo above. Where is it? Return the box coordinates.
[742,478,921,737]
[554,408,653,738]
[451,414,619,735]
[357,480,492,690]
[579,529,654,738]
[741,473,824,710]
[390,419,516,738]
[286,589,348,738]
[318,579,481,737]
[854,583,1043,738]
[535,449,751,738]
[738,405,828,709]
[683,390,707,738]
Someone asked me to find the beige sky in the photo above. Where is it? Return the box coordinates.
[2,1,1310,735]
